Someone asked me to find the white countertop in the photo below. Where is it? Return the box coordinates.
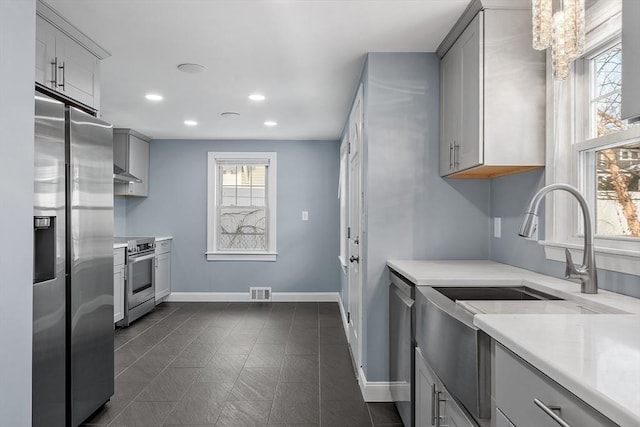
[388,259,640,425]
[476,314,640,427]
[113,236,172,249]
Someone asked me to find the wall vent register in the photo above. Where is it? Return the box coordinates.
[250,287,272,302]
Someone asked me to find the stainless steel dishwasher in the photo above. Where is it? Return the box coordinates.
[389,269,415,427]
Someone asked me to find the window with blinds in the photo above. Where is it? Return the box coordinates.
[207,153,277,261]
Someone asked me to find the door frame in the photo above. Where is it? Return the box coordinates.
[347,84,364,373]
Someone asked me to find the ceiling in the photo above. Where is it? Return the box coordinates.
[46,0,470,140]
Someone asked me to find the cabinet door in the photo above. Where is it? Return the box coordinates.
[127,134,150,197]
[495,408,515,427]
[440,43,461,176]
[495,344,617,427]
[55,32,100,109]
[458,12,483,172]
[155,252,171,303]
[35,16,57,89]
[415,348,436,427]
[113,265,124,323]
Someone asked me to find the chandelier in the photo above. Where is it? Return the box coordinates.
[532,0,585,80]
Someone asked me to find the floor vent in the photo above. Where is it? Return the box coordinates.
[250,287,272,302]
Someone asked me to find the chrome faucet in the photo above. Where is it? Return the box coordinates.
[518,184,598,294]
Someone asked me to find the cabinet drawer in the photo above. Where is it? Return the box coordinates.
[495,344,616,427]
[156,240,171,255]
[113,248,125,266]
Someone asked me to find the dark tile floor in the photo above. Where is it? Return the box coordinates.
[83,302,402,427]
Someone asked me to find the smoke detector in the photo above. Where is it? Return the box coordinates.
[177,63,206,74]
[221,112,240,118]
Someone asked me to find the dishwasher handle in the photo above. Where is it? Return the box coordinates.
[392,285,414,308]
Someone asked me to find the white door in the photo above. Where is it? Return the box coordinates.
[347,85,363,369]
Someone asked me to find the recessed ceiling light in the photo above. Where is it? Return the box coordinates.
[249,94,266,101]
[177,63,206,74]
[184,120,198,126]
[145,93,163,101]
[264,121,277,127]
[221,112,240,118]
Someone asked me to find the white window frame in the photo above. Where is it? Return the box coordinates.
[338,135,348,269]
[206,152,277,261]
[542,0,640,275]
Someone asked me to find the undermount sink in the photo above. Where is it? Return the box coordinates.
[432,286,563,302]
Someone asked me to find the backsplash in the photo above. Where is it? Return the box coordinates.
[490,168,640,299]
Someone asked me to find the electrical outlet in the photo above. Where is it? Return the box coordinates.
[302,211,309,221]
[493,217,501,238]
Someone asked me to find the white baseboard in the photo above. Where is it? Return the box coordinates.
[337,294,394,402]
[165,292,340,303]
[357,366,398,402]
[272,292,340,302]
[337,293,349,335]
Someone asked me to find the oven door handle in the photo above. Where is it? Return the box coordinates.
[129,253,155,264]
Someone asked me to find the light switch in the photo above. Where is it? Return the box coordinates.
[302,211,309,221]
[493,217,501,238]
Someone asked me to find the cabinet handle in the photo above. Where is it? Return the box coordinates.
[57,62,66,91]
[50,58,58,88]
[533,399,571,427]
[435,390,443,427]
[449,144,454,169]
[454,142,460,168]
[431,384,437,425]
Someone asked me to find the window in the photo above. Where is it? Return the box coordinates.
[543,0,640,275]
[338,136,348,268]
[579,43,640,237]
[206,152,277,261]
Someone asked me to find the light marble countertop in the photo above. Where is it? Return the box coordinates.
[113,236,172,248]
[387,259,640,425]
[476,314,640,427]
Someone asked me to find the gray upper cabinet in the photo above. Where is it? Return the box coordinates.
[622,0,640,123]
[114,129,151,197]
[439,3,546,178]
[35,1,109,111]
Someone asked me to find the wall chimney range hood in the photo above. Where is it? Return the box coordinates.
[113,128,149,183]
[113,164,141,183]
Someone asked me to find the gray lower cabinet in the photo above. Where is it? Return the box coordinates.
[494,344,617,427]
[415,347,477,427]
[155,239,171,303]
[495,409,515,427]
[113,248,125,324]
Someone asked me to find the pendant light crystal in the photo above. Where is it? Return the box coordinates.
[532,0,553,50]
[552,11,570,80]
[564,0,586,59]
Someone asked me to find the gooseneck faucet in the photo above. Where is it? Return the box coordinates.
[518,184,598,294]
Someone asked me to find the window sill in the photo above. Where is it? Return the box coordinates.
[540,240,640,276]
[206,252,277,262]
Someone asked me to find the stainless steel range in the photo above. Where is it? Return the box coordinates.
[115,237,156,327]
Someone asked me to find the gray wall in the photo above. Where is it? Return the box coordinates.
[0,0,35,423]
[114,196,127,236]
[124,139,341,294]
[490,168,640,298]
[359,53,491,381]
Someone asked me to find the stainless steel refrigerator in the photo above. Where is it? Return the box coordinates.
[33,91,114,427]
